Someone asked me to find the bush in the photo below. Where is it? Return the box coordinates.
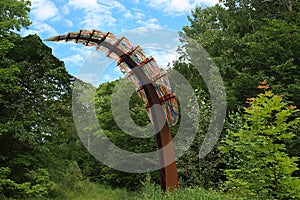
[0,167,55,199]
[220,82,300,199]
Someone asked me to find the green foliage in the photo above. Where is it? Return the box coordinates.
[25,168,56,197]
[219,0,299,35]
[0,167,55,199]
[220,87,300,199]
[180,5,300,192]
[92,80,158,190]
[0,33,74,198]
[0,0,31,36]
[57,161,83,190]
[1,0,300,199]
[182,1,300,111]
[175,87,225,189]
[92,75,226,190]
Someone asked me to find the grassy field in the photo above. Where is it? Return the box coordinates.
[44,181,236,200]
[131,185,235,200]
[5,178,242,200]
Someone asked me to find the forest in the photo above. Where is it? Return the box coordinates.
[0,0,299,199]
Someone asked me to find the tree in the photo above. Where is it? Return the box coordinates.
[0,34,74,198]
[92,79,159,190]
[219,0,299,35]
[220,81,300,199]
[179,4,300,192]
[181,1,300,111]
[0,0,31,36]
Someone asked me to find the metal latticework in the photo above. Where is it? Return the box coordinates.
[46,29,179,126]
[47,30,179,191]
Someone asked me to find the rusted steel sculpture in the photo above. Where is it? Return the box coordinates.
[46,30,179,191]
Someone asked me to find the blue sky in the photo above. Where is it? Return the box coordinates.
[21,0,218,84]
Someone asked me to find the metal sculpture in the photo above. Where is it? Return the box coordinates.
[46,29,179,191]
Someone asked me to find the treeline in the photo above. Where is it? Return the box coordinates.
[0,0,300,199]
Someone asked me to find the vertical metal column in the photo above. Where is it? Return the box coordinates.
[48,33,179,191]
[111,43,179,191]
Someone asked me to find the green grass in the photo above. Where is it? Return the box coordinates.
[19,180,238,200]
[52,181,130,200]
[130,185,234,200]
[55,182,234,200]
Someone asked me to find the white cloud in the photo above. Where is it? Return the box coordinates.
[24,0,60,38]
[37,23,58,35]
[62,54,84,65]
[77,73,99,84]
[144,0,219,15]
[23,22,58,37]
[124,10,134,19]
[133,9,146,20]
[137,18,161,29]
[127,9,161,29]
[68,0,100,10]
[121,28,180,68]
[69,45,93,58]
[67,0,127,29]
[102,74,112,81]
[104,1,127,12]
[62,5,70,15]
[65,19,74,27]
[147,48,179,68]
[30,0,59,22]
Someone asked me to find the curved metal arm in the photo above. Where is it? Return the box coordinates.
[46,30,179,191]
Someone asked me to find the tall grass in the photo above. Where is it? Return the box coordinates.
[53,180,129,200]
[130,184,235,200]
[56,183,235,200]
[19,180,239,200]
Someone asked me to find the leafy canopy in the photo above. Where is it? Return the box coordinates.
[0,0,31,36]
